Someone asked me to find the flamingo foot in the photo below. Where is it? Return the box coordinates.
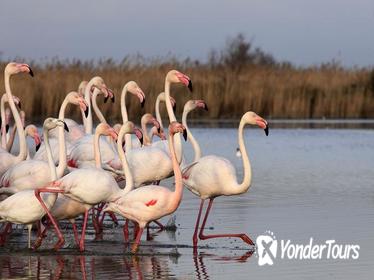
[53,237,65,251]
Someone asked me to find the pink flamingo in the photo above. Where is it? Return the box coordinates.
[182,111,269,249]
[0,63,33,178]
[104,121,187,253]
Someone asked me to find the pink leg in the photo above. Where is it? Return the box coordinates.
[0,222,12,246]
[79,210,89,252]
[198,198,254,246]
[123,219,129,242]
[92,210,103,241]
[71,222,80,247]
[131,227,144,253]
[33,222,50,250]
[193,199,205,248]
[34,188,65,250]
[133,222,139,240]
[152,220,165,231]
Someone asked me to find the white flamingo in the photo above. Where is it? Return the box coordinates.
[104,121,187,253]
[0,118,69,248]
[0,63,33,178]
[181,111,269,248]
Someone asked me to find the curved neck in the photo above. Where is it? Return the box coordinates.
[121,85,133,151]
[141,119,151,145]
[233,121,252,195]
[182,108,201,162]
[92,90,107,124]
[56,98,68,178]
[1,95,7,149]
[93,131,102,169]
[43,126,58,181]
[164,80,182,162]
[6,125,17,152]
[155,95,164,130]
[117,130,134,194]
[4,72,27,161]
[84,81,94,134]
[168,131,183,211]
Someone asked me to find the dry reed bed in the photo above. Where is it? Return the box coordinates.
[1,62,373,124]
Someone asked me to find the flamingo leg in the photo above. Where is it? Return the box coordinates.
[133,222,139,240]
[0,222,12,246]
[79,210,89,252]
[34,188,65,250]
[193,199,205,249]
[131,227,144,253]
[92,209,103,241]
[123,219,129,243]
[27,224,32,249]
[152,220,165,231]
[198,198,254,246]
[33,222,50,250]
[71,221,80,247]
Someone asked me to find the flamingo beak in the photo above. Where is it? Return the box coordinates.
[134,128,143,146]
[152,118,161,133]
[188,80,193,92]
[27,66,34,77]
[196,100,208,111]
[182,128,188,141]
[34,134,41,152]
[136,88,146,108]
[79,99,89,118]
[264,124,269,136]
[255,116,269,136]
[64,122,69,132]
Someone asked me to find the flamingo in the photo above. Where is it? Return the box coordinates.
[0,118,69,248]
[1,94,21,150]
[181,111,269,248]
[7,124,41,159]
[182,100,208,163]
[125,70,192,187]
[104,121,187,253]
[0,91,86,193]
[34,122,142,251]
[0,63,33,178]
[154,92,176,131]
[130,113,161,148]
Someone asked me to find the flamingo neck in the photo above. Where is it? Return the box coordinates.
[4,72,27,162]
[6,125,17,152]
[233,120,252,195]
[120,85,133,151]
[141,119,151,145]
[56,98,68,178]
[93,130,102,169]
[164,80,182,163]
[155,94,164,130]
[92,89,107,124]
[117,129,134,195]
[182,107,201,162]
[83,80,94,134]
[43,126,58,181]
[1,95,7,149]
[168,131,183,211]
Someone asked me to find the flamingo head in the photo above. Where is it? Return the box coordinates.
[5,62,34,77]
[78,80,88,96]
[90,77,115,103]
[169,121,187,141]
[151,126,166,140]
[25,124,41,151]
[242,111,269,136]
[166,70,193,92]
[184,99,208,113]
[141,113,161,133]
[126,81,146,108]
[67,91,89,118]
[43,118,69,133]
[96,123,118,141]
[119,121,144,146]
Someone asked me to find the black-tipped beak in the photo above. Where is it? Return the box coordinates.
[111,95,115,103]
[84,107,89,118]
[139,135,143,146]
[36,143,41,152]
[28,66,34,77]
[104,96,109,103]
[18,102,22,109]
[141,99,145,108]
[264,124,269,136]
[183,129,187,141]
[63,122,69,132]
[187,80,193,92]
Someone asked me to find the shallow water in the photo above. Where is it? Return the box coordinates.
[1,128,374,279]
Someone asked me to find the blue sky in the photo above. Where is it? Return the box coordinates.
[1,0,373,66]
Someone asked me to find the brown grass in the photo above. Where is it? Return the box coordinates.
[1,60,373,124]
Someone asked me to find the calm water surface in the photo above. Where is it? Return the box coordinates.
[1,128,373,279]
